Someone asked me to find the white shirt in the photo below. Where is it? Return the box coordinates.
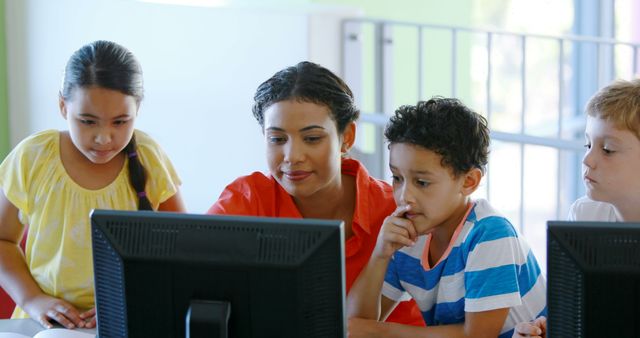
[567,196,618,221]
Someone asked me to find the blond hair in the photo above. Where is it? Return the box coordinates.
[586,79,640,138]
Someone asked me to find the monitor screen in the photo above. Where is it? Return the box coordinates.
[547,221,640,338]
[90,210,345,338]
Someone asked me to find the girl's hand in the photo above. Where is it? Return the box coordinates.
[79,307,97,328]
[22,293,86,329]
[512,316,547,338]
[373,205,417,260]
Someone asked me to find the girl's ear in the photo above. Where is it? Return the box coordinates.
[461,168,483,196]
[59,92,68,120]
[341,122,357,154]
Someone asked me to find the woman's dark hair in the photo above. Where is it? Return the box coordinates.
[384,97,490,177]
[61,40,151,210]
[252,61,359,134]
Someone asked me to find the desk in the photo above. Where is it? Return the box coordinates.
[0,319,95,336]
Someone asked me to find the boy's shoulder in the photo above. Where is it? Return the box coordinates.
[461,199,518,245]
[469,199,505,221]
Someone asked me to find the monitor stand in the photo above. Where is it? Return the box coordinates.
[186,300,231,338]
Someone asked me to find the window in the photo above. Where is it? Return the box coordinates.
[342,0,639,272]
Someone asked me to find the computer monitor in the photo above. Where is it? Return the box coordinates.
[90,210,345,338]
[547,221,640,338]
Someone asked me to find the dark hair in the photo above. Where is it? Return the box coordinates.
[61,40,151,210]
[384,97,490,177]
[252,61,359,134]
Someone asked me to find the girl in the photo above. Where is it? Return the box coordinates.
[208,61,425,327]
[0,40,185,329]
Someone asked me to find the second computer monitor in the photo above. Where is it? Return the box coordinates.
[547,221,640,338]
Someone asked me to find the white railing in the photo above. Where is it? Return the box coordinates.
[342,17,639,223]
[341,18,640,268]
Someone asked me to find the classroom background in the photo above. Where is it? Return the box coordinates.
[1,0,638,274]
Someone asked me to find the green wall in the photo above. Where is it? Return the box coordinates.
[0,0,8,160]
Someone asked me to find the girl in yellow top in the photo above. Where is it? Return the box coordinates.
[0,40,185,330]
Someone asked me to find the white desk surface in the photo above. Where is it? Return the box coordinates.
[0,319,96,336]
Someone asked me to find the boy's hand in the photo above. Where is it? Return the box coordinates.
[512,316,546,338]
[79,307,97,328]
[22,293,86,329]
[348,317,386,338]
[373,205,417,260]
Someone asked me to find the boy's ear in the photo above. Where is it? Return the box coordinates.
[341,122,357,154]
[59,92,68,120]
[461,168,483,196]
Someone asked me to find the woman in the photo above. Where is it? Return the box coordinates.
[208,61,424,327]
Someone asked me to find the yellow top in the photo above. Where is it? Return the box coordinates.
[0,129,181,318]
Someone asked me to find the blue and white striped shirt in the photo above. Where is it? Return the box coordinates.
[382,199,547,337]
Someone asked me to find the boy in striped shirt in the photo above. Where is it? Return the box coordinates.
[347,98,546,338]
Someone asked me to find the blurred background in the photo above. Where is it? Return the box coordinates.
[1,0,638,272]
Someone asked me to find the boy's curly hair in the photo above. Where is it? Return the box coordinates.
[384,97,490,177]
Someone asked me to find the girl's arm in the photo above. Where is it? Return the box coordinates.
[0,191,85,329]
[0,191,35,305]
[158,189,186,212]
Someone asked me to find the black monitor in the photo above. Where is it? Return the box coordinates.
[90,210,345,338]
[547,221,640,338]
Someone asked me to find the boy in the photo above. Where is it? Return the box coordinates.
[573,78,640,222]
[348,98,546,338]
[514,79,640,337]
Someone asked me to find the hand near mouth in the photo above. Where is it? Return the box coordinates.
[373,205,418,260]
